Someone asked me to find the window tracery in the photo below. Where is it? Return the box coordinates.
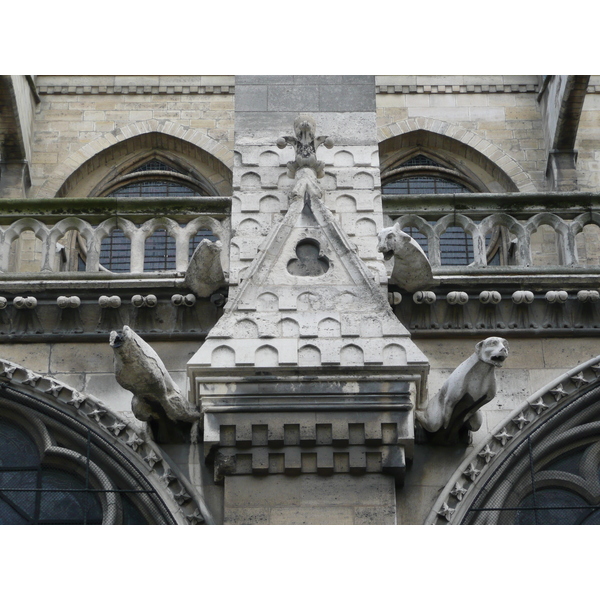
[0,385,178,525]
[382,154,507,266]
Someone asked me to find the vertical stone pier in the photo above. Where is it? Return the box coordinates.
[188,76,429,524]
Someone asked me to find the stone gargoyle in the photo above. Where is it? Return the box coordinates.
[416,337,509,445]
[184,238,226,297]
[277,115,333,203]
[110,325,201,441]
[377,222,435,292]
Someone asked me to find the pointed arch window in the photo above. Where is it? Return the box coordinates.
[94,159,217,272]
[382,154,503,266]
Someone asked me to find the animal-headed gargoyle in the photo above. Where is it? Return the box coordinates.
[416,337,509,445]
[377,222,435,292]
[110,325,201,442]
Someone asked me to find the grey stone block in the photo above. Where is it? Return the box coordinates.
[319,85,375,112]
[236,76,295,86]
[270,506,355,525]
[224,508,269,525]
[342,75,375,85]
[267,85,320,112]
[293,76,343,85]
[235,112,300,142]
[235,85,268,112]
[84,372,133,412]
[354,505,396,525]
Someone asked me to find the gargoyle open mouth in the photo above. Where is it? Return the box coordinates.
[490,354,507,365]
[380,248,394,261]
[109,331,124,348]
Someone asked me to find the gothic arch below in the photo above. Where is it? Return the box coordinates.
[35,120,233,199]
[426,355,600,524]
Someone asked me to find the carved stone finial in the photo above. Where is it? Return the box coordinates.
[109,325,201,431]
[277,115,333,204]
[276,115,333,179]
[378,223,434,292]
[416,337,509,445]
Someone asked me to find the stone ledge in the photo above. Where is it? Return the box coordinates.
[377,84,538,95]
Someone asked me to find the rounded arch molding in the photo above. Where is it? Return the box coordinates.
[377,117,537,193]
[426,355,600,524]
[0,357,208,524]
[34,120,234,199]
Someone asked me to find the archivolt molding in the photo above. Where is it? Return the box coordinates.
[426,354,600,524]
[377,118,537,193]
[34,120,234,199]
[0,358,206,524]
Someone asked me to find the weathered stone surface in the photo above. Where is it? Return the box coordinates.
[377,222,435,292]
[184,239,226,298]
[110,325,200,424]
[416,337,509,444]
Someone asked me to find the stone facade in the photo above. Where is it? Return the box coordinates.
[0,74,599,525]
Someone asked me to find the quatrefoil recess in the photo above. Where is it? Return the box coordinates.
[287,239,330,277]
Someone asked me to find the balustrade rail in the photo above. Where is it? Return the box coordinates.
[1,193,599,280]
[383,192,600,271]
[0,197,230,276]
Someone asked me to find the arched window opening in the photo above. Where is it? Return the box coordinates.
[0,419,104,525]
[402,227,428,256]
[57,230,87,272]
[109,180,200,197]
[144,229,176,272]
[99,229,131,272]
[383,155,508,266]
[530,224,560,267]
[576,224,600,266]
[102,157,209,198]
[0,383,180,525]
[382,154,474,195]
[8,231,43,273]
[457,380,600,525]
[440,227,474,266]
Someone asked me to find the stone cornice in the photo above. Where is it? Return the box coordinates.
[377,84,538,95]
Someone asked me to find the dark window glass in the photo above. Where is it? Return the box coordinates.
[383,176,469,195]
[516,489,595,525]
[0,419,102,525]
[99,228,131,272]
[440,226,473,266]
[144,229,176,271]
[0,420,39,467]
[109,180,199,197]
[403,227,429,256]
[131,159,178,173]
